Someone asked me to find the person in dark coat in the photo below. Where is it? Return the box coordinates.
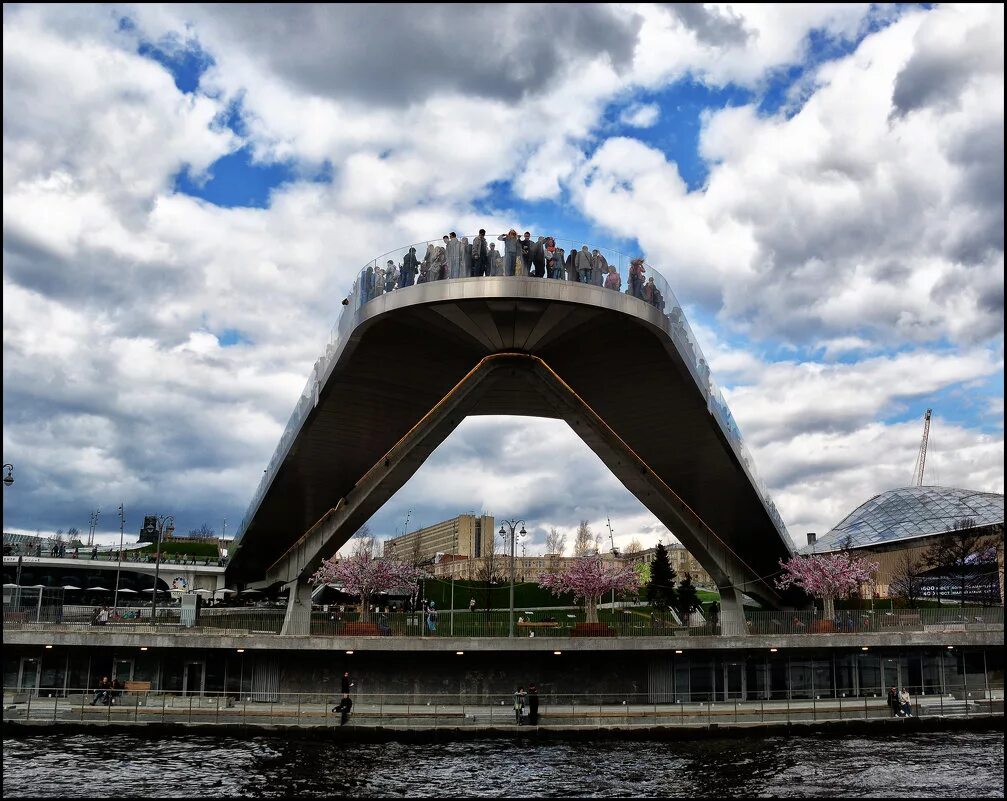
[333,671,354,712]
[531,237,546,277]
[401,247,419,287]
[527,684,540,725]
[887,686,899,717]
[564,248,578,282]
[519,232,532,275]
[471,230,489,277]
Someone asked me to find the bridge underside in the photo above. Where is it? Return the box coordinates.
[228,285,794,618]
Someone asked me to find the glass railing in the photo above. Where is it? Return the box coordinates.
[5,604,1001,637]
[4,686,1002,727]
[235,236,795,553]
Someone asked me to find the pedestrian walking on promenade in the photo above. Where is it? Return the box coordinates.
[426,601,438,633]
[333,670,354,712]
[527,684,540,725]
[513,686,527,725]
[469,597,477,613]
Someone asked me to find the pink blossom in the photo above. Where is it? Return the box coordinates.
[776,553,878,618]
[538,555,641,623]
[310,551,426,622]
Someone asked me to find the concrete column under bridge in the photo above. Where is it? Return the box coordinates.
[280,580,313,635]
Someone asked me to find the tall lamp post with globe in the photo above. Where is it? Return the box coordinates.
[3,464,17,607]
[151,515,174,624]
[498,519,526,637]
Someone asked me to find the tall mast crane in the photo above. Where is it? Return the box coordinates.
[911,409,932,487]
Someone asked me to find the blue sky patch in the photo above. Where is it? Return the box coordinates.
[174,147,298,208]
[136,35,214,95]
[216,329,252,348]
[604,80,751,191]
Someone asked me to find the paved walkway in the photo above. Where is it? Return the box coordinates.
[4,695,1001,730]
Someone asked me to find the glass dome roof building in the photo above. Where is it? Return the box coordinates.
[805,486,1005,553]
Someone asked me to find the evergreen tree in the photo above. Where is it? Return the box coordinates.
[675,572,701,624]
[646,543,677,615]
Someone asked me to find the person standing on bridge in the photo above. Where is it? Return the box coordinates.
[513,686,526,725]
[471,230,489,277]
[497,230,518,276]
[400,247,419,287]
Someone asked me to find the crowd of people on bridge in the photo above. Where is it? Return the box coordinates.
[355,230,665,311]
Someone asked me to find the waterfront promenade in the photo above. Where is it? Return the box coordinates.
[4,690,1003,732]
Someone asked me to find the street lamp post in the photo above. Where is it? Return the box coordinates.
[113,504,125,610]
[151,514,174,624]
[498,519,526,638]
[3,464,15,607]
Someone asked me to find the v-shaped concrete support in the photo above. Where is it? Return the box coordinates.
[269,353,780,634]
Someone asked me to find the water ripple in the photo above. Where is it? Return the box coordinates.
[2,731,1003,798]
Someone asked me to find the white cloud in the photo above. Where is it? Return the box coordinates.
[570,4,1004,347]
[2,3,1001,557]
[619,102,660,128]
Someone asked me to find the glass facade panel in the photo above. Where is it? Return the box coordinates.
[964,651,987,698]
[943,650,965,697]
[857,654,881,697]
[835,654,857,697]
[161,655,184,693]
[789,658,814,699]
[690,657,714,702]
[921,650,943,695]
[39,653,65,694]
[904,653,923,695]
[768,655,789,700]
[813,658,835,698]
[745,656,769,700]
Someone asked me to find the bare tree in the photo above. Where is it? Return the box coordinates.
[187,523,216,540]
[573,520,599,557]
[545,527,567,556]
[625,537,644,554]
[923,518,1002,606]
[888,550,927,606]
[351,524,376,558]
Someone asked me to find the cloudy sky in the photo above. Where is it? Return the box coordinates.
[2,3,1003,555]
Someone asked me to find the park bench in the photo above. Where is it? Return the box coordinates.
[517,621,560,629]
[123,681,152,696]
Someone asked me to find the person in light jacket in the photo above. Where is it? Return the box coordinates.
[446,233,462,279]
[575,246,593,284]
[591,250,608,286]
[498,230,519,276]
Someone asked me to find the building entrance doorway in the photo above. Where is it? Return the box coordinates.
[724,662,745,700]
[112,658,134,683]
[18,657,40,694]
[182,661,205,696]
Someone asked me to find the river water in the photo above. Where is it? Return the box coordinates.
[3,730,1003,797]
